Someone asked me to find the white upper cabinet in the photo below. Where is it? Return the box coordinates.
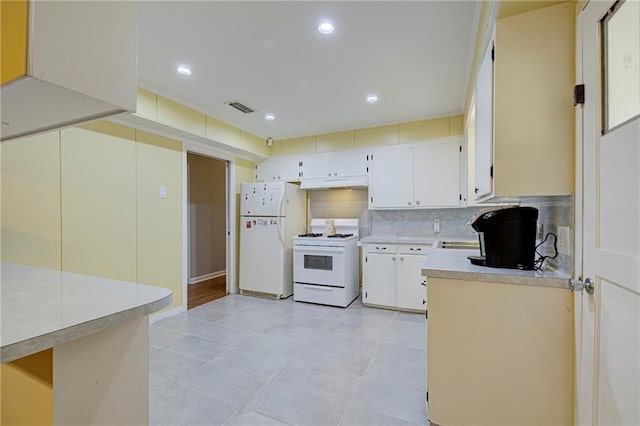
[472,3,574,201]
[369,137,463,209]
[300,150,368,180]
[255,157,301,182]
[1,1,137,141]
[368,146,414,209]
[414,138,463,208]
[474,34,495,201]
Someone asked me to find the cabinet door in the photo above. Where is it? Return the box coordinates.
[414,139,462,208]
[369,146,414,209]
[397,254,427,311]
[302,150,368,180]
[363,253,397,307]
[474,35,494,200]
[256,158,300,182]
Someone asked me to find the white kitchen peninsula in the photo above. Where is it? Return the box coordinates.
[422,250,572,425]
[1,263,172,425]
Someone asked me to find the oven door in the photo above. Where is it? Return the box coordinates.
[293,245,346,287]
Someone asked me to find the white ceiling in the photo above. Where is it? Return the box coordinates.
[138,1,480,140]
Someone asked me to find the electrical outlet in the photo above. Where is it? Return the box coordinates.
[557,226,570,255]
[433,219,440,233]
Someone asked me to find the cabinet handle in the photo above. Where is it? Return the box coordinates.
[416,248,422,251]
[392,257,396,261]
[334,172,338,176]
[375,246,387,250]
[474,187,479,194]
[407,201,412,206]
[416,200,420,205]
[328,172,332,176]
[400,257,404,261]
[423,299,426,305]
[421,281,426,286]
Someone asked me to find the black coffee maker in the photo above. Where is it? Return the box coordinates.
[468,206,539,270]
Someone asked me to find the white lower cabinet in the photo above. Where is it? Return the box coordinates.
[362,243,430,311]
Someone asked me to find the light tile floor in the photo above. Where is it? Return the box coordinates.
[150,294,427,426]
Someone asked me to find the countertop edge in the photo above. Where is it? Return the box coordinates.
[422,267,570,289]
[1,292,172,363]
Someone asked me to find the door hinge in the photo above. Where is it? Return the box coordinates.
[573,84,585,106]
[371,154,374,161]
[366,154,369,161]
[426,391,429,402]
[365,291,367,299]
[370,196,373,204]
[365,256,368,263]
[366,166,369,173]
[459,145,462,153]
[299,161,303,167]
[425,309,428,319]
[459,193,462,201]
[491,46,495,61]
[490,164,494,179]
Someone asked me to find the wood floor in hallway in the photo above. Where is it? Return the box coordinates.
[187,275,226,309]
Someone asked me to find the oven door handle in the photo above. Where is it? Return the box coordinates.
[294,246,344,255]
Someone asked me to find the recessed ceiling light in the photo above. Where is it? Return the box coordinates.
[177,65,192,75]
[366,95,379,104]
[265,113,275,121]
[318,22,334,34]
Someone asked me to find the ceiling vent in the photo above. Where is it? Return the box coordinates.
[226,100,255,114]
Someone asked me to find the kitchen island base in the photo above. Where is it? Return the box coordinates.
[2,318,149,425]
[427,277,573,425]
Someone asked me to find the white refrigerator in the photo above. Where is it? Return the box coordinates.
[239,182,307,298]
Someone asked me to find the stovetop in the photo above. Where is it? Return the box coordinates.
[297,233,355,239]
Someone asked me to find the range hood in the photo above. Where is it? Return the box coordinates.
[299,175,368,190]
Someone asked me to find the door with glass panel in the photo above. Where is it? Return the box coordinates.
[576,1,639,424]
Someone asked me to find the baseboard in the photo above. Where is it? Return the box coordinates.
[189,270,226,285]
[149,306,184,324]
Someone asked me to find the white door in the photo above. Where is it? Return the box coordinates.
[576,1,640,424]
[239,217,285,295]
[474,32,494,200]
[396,254,427,311]
[413,138,462,208]
[369,146,414,209]
[363,253,397,306]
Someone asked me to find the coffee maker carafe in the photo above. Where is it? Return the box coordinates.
[468,206,539,270]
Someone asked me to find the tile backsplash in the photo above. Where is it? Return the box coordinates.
[307,188,574,275]
[371,208,478,239]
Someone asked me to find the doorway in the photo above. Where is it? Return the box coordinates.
[187,152,228,309]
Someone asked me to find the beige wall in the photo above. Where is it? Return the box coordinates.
[0,122,184,311]
[187,153,226,279]
[268,115,465,156]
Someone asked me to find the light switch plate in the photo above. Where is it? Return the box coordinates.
[433,219,440,233]
[159,186,167,198]
[557,226,570,255]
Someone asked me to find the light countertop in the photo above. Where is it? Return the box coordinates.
[422,249,570,289]
[1,263,172,363]
[359,235,477,245]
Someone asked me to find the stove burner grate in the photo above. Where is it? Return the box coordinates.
[298,233,323,238]
[326,233,354,238]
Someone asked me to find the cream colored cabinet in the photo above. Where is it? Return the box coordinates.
[413,138,463,208]
[368,146,414,209]
[426,277,572,425]
[300,149,368,180]
[255,157,301,182]
[1,1,137,141]
[369,138,463,209]
[473,2,574,201]
[362,243,430,311]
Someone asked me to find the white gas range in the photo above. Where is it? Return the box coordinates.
[293,219,360,307]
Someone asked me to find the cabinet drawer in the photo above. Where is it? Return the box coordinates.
[398,244,432,255]
[365,244,397,254]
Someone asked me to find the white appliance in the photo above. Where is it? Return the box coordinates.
[239,182,307,298]
[293,218,360,307]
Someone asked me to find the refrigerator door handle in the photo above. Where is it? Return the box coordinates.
[276,218,285,248]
